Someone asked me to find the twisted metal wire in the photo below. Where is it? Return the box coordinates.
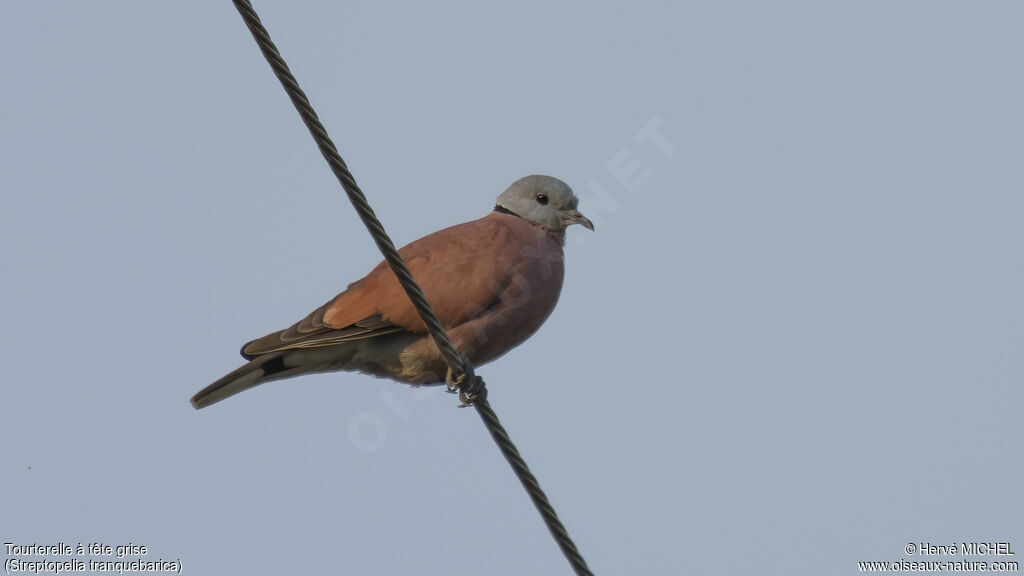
[472,391,594,575]
[230,2,593,574]
[231,0,468,383]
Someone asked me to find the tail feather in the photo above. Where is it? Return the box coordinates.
[191,352,304,409]
[191,334,420,409]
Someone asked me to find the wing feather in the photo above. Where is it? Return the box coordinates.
[240,214,523,359]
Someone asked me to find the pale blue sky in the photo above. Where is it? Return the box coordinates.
[2,2,1022,575]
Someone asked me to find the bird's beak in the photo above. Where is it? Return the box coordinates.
[563,209,595,231]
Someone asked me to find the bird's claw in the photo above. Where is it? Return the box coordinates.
[445,368,485,407]
[458,388,476,408]
[445,367,463,394]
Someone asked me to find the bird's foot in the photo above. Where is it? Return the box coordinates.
[446,367,485,407]
[444,367,462,394]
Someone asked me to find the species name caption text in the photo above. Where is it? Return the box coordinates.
[4,543,181,574]
[857,542,1018,573]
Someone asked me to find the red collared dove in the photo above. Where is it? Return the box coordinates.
[191,175,593,409]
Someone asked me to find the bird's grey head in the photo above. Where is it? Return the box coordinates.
[494,175,595,232]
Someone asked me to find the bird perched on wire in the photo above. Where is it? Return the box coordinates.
[190,175,594,409]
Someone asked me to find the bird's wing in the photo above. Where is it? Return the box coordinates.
[240,214,521,358]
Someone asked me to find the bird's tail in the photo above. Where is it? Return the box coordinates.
[191,351,306,409]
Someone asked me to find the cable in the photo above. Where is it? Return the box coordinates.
[229,2,594,574]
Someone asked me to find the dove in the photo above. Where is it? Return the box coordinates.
[190,175,593,409]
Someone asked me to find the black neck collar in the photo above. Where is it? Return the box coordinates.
[493,205,521,218]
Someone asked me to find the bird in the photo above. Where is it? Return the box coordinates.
[190,175,594,409]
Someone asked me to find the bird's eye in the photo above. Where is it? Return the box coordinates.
[536,193,549,205]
